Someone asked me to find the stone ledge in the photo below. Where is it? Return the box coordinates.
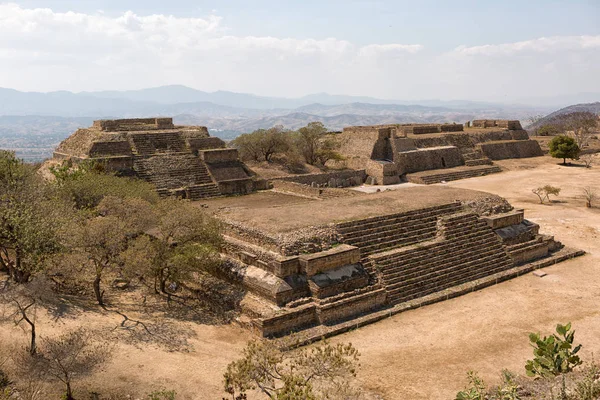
[277,247,585,349]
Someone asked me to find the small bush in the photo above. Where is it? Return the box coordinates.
[525,323,582,378]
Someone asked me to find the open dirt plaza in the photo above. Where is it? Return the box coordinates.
[1,155,599,399]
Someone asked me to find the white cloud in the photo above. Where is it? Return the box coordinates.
[454,35,600,56]
[0,3,598,102]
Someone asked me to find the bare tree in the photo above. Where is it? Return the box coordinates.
[21,329,111,400]
[532,186,561,204]
[560,112,598,149]
[580,154,594,168]
[0,278,58,355]
[583,186,597,208]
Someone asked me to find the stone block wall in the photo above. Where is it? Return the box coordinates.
[271,170,366,187]
[187,137,225,153]
[481,210,524,229]
[218,178,254,195]
[395,146,463,174]
[200,148,240,163]
[89,141,132,157]
[477,140,543,160]
[298,245,360,276]
[471,120,522,130]
[258,305,317,337]
[317,289,387,324]
[93,118,175,132]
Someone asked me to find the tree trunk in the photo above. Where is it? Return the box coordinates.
[29,320,36,355]
[93,275,104,306]
[563,158,566,165]
[21,310,36,355]
[65,381,74,400]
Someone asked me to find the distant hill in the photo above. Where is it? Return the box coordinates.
[529,102,600,129]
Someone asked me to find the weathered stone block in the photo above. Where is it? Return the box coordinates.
[298,245,360,276]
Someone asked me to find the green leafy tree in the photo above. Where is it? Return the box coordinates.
[66,196,155,306]
[548,135,580,165]
[51,160,158,209]
[231,126,289,162]
[295,122,342,166]
[536,124,560,136]
[0,151,70,283]
[525,322,582,378]
[121,199,222,296]
[223,339,361,400]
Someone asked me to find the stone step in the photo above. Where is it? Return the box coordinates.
[341,214,442,240]
[336,203,463,231]
[387,257,514,297]
[407,166,501,185]
[345,223,438,248]
[382,247,509,287]
[465,158,493,167]
[374,229,499,266]
[378,236,505,276]
[187,183,221,200]
[387,258,514,301]
[388,260,514,304]
[506,237,544,253]
[358,231,438,256]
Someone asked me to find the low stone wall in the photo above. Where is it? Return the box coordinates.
[89,141,132,157]
[94,118,174,132]
[208,161,253,181]
[481,210,524,229]
[298,245,360,276]
[471,120,522,130]
[317,289,387,324]
[218,178,254,195]
[478,140,543,160]
[201,148,239,163]
[258,305,317,337]
[395,146,463,174]
[399,123,464,134]
[188,137,225,153]
[271,170,366,187]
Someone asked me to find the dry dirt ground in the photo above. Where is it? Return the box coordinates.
[1,155,599,399]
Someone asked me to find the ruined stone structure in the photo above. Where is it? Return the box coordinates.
[210,187,583,339]
[338,120,543,185]
[54,118,258,199]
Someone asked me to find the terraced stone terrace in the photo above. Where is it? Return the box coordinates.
[200,185,583,339]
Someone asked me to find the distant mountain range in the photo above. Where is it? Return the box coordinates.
[529,102,600,129]
[0,85,575,119]
[0,85,598,161]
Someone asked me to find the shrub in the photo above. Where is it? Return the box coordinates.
[525,322,582,378]
[532,185,561,204]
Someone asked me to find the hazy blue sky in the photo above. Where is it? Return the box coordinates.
[1,1,599,101]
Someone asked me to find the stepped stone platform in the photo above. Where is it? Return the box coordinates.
[53,118,260,199]
[406,165,502,184]
[337,119,542,187]
[202,186,583,338]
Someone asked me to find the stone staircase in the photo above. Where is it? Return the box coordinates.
[133,154,219,196]
[129,132,187,156]
[337,202,464,257]
[462,149,493,167]
[406,165,502,184]
[187,183,222,199]
[370,212,513,305]
[505,236,550,265]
